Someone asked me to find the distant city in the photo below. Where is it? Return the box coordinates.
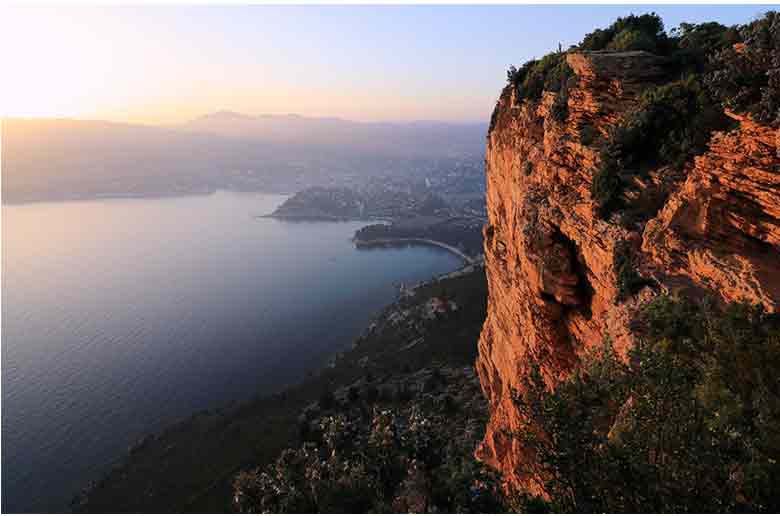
[2,114,486,205]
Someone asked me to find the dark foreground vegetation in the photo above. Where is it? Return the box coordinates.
[233,367,504,513]
[512,296,780,512]
[230,266,496,512]
[227,291,780,513]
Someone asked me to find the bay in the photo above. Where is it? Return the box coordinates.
[1,191,462,512]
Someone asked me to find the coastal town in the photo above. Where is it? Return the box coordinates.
[268,173,487,261]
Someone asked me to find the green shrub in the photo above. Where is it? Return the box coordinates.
[505,11,777,224]
[705,11,780,127]
[234,404,509,513]
[579,124,599,146]
[550,89,569,122]
[613,242,652,301]
[512,296,780,512]
[673,21,739,52]
[591,76,732,219]
[608,28,658,52]
[669,21,739,75]
[574,12,778,127]
[591,154,623,219]
[579,13,669,54]
[508,52,574,104]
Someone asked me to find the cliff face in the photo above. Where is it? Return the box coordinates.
[476,50,780,492]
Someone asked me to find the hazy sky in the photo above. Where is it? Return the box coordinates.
[0,5,770,124]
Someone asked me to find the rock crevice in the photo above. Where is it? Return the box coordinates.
[476,50,780,492]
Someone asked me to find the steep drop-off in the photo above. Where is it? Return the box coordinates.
[476,49,780,493]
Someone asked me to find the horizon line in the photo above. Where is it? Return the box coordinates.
[1,112,490,127]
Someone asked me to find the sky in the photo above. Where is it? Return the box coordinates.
[0,5,771,124]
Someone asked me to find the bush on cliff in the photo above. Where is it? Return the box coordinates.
[233,405,507,513]
[550,85,571,123]
[669,21,740,74]
[579,13,670,54]
[512,296,780,512]
[581,12,778,221]
[507,53,570,101]
[613,241,653,301]
[579,124,599,146]
[506,11,779,139]
[576,11,778,128]
[507,51,575,122]
[591,76,732,219]
[705,11,780,127]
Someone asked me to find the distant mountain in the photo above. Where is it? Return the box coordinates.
[1,115,485,204]
[179,111,487,157]
[2,118,270,203]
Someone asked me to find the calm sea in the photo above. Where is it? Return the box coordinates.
[1,191,462,512]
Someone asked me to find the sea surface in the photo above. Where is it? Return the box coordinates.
[1,191,462,512]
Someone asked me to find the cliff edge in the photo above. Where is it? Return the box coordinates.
[476,39,779,494]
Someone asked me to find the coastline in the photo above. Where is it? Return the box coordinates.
[353,237,475,264]
[75,259,483,513]
[2,188,291,207]
[259,212,393,224]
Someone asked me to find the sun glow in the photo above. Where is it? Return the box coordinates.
[2,9,110,118]
[0,7,206,122]
[0,6,494,124]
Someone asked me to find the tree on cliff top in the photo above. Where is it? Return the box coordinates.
[579,13,670,54]
[706,11,780,127]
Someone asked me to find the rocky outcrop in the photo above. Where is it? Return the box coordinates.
[476,51,780,493]
[642,112,780,309]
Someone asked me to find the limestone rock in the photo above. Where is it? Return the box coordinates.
[476,51,780,493]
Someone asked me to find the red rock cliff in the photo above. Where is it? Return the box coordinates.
[475,50,780,493]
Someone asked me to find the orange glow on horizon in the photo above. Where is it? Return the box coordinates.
[0,7,490,125]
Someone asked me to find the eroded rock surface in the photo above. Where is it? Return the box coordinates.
[476,51,780,493]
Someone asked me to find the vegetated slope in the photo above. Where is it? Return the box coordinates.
[233,366,502,513]
[478,12,780,511]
